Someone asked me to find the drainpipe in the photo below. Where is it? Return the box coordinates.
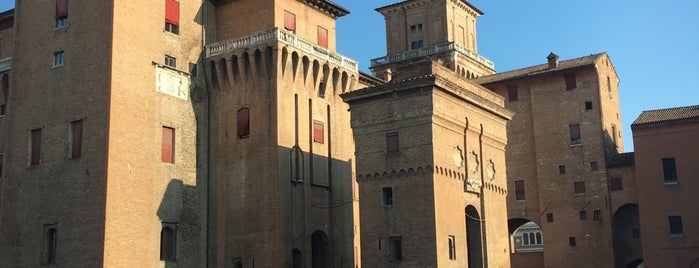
[478,124,489,268]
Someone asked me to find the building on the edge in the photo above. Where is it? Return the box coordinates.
[631,105,699,268]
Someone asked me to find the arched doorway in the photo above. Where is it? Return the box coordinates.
[292,248,302,268]
[508,218,544,268]
[311,230,330,268]
[613,204,642,268]
[466,205,483,268]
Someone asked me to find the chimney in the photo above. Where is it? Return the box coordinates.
[547,52,559,69]
[384,68,392,82]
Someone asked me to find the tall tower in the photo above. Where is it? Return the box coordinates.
[370,0,495,81]
[204,0,360,267]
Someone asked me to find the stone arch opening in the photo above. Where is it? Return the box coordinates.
[466,205,483,268]
[311,230,330,268]
[508,218,544,268]
[614,204,642,268]
[292,248,302,268]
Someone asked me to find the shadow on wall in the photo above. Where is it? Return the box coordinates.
[157,179,201,268]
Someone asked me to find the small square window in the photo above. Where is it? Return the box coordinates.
[590,161,598,171]
[411,40,424,50]
[585,101,593,110]
[610,177,623,191]
[593,209,602,221]
[165,23,179,34]
[53,51,65,67]
[669,215,683,236]
[165,55,176,68]
[579,210,587,220]
[382,187,393,207]
[55,17,69,28]
[546,213,553,223]
[558,165,566,175]
[569,237,576,247]
[574,181,586,195]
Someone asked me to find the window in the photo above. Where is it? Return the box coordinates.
[590,161,598,171]
[662,158,677,183]
[389,236,402,261]
[668,216,683,236]
[546,213,553,223]
[610,177,623,191]
[386,132,399,153]
[29,128,42,166]
[0,154,3,177]
[507,85,518,101]
[382,187,393,206]
[69,120,83,159]
[585,101,593,110]
[313,120,324,143]
[529,233,535,245]
[162,127,175,163]
[564,73,577,90]
[160,225,176,261]
[410,24,422,32]
[574,181,586,194]
[0,104,5,116]
[54,51,65,67]
[569,124,581,145]
[448,235,456,260]
[632,229,640,239]
[284,11,296,32]
[46,227,57,263]
[165,55,176,68]
[55,0,68,28]
[558,165,566,175]
[593,209,602,221]
[165,0,180,34]
[579,210,587,220]
[535,232,542,244]
[233,258,243,268]
[237,108,250,138]
[317,26,328,48]
[514,180,525,200]
[569,237,576,247]
[522,232,529,245]
[607,76,611,93]
[411,40,424,50]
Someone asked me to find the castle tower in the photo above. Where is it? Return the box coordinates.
[370,0,495,81]
[204,0,361,267]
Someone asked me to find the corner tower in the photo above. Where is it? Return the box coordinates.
[371,0,494,81]
[205,0,360,267]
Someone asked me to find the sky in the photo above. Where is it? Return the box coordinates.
[0,1,697,151]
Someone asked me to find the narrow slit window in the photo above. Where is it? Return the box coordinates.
[29,128,42,166]
[46,227,57,263]
[69,119,83,159]
[237,108,250,138]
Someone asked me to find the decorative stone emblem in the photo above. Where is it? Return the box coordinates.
[486,160,496,181]
[453,146,464,169]
[468,151,479,174]
[156,66,189,100]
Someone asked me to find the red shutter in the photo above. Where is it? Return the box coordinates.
[574,181,586,194]
[56,0,68,19]
[570,124,581,139]
[71,120,83,158]
[317,26,328,48]
[162,127,174,163]
[610,178,623,191]
[31,129,41,165]
[165,0,180,26]
[313,121,324,143]
[386,132,399,153]
[515,180,524,192]
[237,108,250,138]
[284,11,296,31]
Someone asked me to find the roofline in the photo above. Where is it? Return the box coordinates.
[477,53,607,85]
[299,0,350,18]
[376,0,483,16]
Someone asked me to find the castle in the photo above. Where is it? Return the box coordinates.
[0,1,696,267]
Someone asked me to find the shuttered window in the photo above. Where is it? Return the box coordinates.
[70,120,83,159]
[317,26,328,48]
[574,181,586,194]
[56,0,68,19]
[313,120,324,143]
[30,129,41,166]
[569,124,581,145]
[514,180,525,200]
[284,11,296,32]
[610,177,623,191]
[386,132,399,153]
[237,108,250,138]
[165,0,180,26]
[162,127,174,163]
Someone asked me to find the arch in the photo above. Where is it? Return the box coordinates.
[160,226,176,261]
[627,258,644,268]
[466,205,483,268]
[230,55,240,83]
[318,64,329,97]
[312,60,320,91]
[281,47,289,76]
[614,204,642,268]
[292,248,303,268]
[208,60,218,89]
[302,56,310,86]
[265,46,274,79]
[311,230,330,268]
[242,52,251,78]
[291,52,299,81]
[219,58,229,87]
[331,67,340,96]
[341,72,349,93]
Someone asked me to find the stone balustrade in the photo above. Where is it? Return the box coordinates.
[371,42,494,70]
[206,28,358,71]
[0,57,11,72]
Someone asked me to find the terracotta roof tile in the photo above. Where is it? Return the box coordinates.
[474,53,606,85]
[632,105,699,128]
[606,152,635,168]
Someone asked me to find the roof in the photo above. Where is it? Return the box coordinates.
[606,152,635,168]
[474,53,606,85]
[631,105,699,128]
[376,0,483,15]
[299,0,350,18]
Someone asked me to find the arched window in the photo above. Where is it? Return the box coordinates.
[522,232,529,245]
[160,226,176,261]
[536,232,542,245]
[529,233,535,245]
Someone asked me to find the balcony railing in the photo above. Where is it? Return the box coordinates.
[206,28,358,71]
[371,42,494,70]
[0,57,11,72]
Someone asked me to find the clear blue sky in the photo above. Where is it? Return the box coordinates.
[1,1,697,151]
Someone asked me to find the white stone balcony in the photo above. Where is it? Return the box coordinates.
[206,28,358,71]
[371,42,494,70]
[0,57,11,72]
